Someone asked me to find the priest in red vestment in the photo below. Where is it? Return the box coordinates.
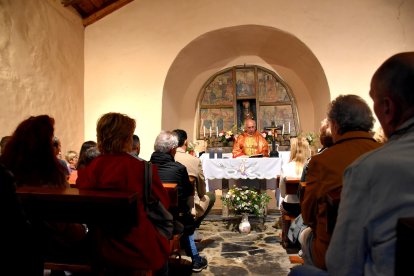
[232,119,269,158]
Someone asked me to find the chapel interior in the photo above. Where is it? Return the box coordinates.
[1,0,413,274]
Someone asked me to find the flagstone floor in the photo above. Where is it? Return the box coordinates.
[170,212,302,276]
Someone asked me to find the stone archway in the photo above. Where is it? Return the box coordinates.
[162,25,330,141]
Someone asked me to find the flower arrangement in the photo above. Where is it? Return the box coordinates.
[261,130,274,143]
[221,186,271,216]
[300,132,319,147]
[217,130,235,145]
[186,141,196,156]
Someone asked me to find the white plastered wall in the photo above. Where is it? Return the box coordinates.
[1,0,413,160]
[84,0,414,159]
[0,0,84,154]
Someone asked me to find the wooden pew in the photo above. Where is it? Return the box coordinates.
[16,186,142,274]
[162,183,178,207]
[280,178,301,248]
[17,186,138,226]
[299,181,307,204]
[162,183,182,260]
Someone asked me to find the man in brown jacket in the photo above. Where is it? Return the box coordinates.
[300,94,381,269]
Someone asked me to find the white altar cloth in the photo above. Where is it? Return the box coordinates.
[201,157,282,180]
[200,152,289,191]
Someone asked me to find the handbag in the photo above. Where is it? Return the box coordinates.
[144,161,174,240]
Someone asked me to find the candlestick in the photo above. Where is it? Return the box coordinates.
[216,126,218,137]
[209,126,212,137]
[288,122,291,134]
[203,126,206,138]
[282,124,285,136]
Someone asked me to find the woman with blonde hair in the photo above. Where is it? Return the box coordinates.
[279,137,311,206]
[278,137,311,247]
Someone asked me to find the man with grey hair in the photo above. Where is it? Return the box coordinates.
[299,94,381,270]
[150,131,208,272]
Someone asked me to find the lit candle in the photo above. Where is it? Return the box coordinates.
[216,126,218,137]
[288,122,291,134]
[209,126,212,137]
[282,124,285,135]
[203,126,206,138]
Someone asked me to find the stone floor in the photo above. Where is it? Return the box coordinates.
[170,212,302,276]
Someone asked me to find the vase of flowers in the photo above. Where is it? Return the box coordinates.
[238,213,251,233]
[218,130,235,147]
[221,186,271,217]
[261,130,274,144]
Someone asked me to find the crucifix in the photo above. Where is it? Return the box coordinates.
[264,121,281,157]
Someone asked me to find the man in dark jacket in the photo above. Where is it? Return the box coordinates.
[150,131,208,273]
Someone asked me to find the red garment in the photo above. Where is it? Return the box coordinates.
[76,153,170,271]
[232,130,269,158]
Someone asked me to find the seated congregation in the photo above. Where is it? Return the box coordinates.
[0,113,215,275]
[1,52,414,276]
[287,52,414,276]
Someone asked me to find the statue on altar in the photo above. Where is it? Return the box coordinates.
[232,119,269,158]
[242,100,254,122]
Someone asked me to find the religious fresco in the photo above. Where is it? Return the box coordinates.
[201,70,234,106]
[198,65,298,140]
[235,68,255,97]
[199,108,235,138]
[257,69,290,102]
[259,105,297,136]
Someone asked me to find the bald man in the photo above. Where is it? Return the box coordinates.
[232,119,269,158]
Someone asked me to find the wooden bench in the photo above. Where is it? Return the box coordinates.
[17,186,138,225]
[162,183,178,207]
[16,186,148,275]
[280,178,301,248]
[161,183,183,261]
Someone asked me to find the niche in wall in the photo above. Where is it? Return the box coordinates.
[198,65,300,139]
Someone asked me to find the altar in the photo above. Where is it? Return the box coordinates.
[200,152,290,191]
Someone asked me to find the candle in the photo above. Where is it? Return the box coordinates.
[209,126,212,137]
[282,124,285,135]
[203,126,206,138]
[216,126,218,137]
[288,122,291,134]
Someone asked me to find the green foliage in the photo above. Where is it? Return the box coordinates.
[221,186,271,216]
[300,131,319,147]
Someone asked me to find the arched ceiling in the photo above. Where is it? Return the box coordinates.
[163,25,330,139]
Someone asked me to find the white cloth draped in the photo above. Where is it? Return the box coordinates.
[200,152,290,191]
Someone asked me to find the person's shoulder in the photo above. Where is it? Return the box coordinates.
[175,159,187,168]
[347,141,394,171]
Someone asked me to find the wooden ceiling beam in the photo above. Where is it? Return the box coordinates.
[82,0,134,27]
[61,0,83,7]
